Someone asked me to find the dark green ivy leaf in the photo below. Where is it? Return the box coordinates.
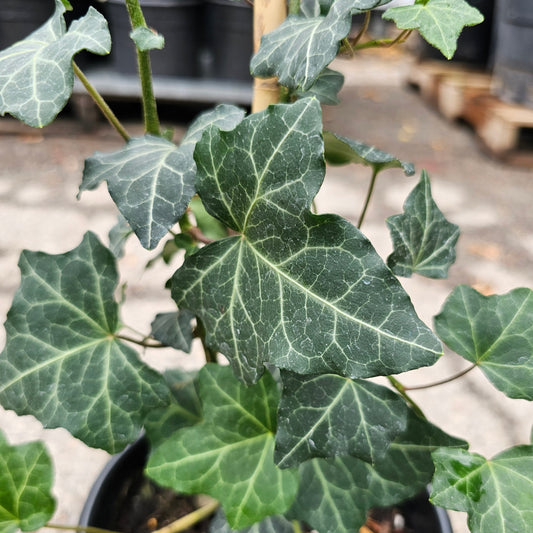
[434,285,533,400]
[172,98,442,384]
[0,232,171,453]
[0,0,111,127]
[294,68,345,105]
[431,446,533,533]
[150,310,195,352]
[275,372,409,468]
[209,510,294,533]
[386,170,459,279]
[146,365,299,530]
[0,431,55,533]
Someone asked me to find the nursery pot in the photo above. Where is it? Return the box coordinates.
[80,437,454,533]
[203,0,253,81]
[418,0,495,67]
[106,0,202,77]
[492,0,533,107]
[0,0,55,49]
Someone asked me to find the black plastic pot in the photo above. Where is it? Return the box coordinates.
[492,0,533,107]
[418,0,495,67]
[80,437,454,533]
[203,0,253,81]
[106,0,203,77]
[0,0,55,49]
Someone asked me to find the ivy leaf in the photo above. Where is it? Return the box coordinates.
[251,0,389,91]
[108,214,133,259]
[383,0,484,59]
[130,27,165,51]
[0,0,111,127]
[144,369,202,447]
[294,68,345,105]
[0,232,170,453]
[150,310,195,352]
[172,98,442,384]
[275,372,409,468]
[386,170,460,279]
[431,446,533,533]
[0,431,56,533]
[324,131,415,175]
[80,135,196,250]
[209,510,294,533]
[434,285,533,400]
[288,411,466,532]
[146,365,299,530]
[190,197,228,241]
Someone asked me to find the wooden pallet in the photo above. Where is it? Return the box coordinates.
[408,61,533,166]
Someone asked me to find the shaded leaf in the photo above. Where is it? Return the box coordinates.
[431,446,533,533]
[0,232,170,453]
[146,365,299,530]
[108,214,133,259]
[386,170,459,279]
[294,68,345,105]
[251,0,390,91]
[209,509,294,533]
[150,310,195,352]
[288,411,466,533]
[190,196,228,241]
[0,431,55,533]
[0,0,111,127]
[172,99,442,384]
[275,372,409,468]
[324,130,415,175]
[434,285,533,400]
[383,0,484,59]
[80,135,196,250]
[130,27,165,51]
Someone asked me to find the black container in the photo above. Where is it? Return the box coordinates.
[106,0,203,77]
[204,0,253,81]
[0,0,55,49]
[80,437,454,533]
[492,0,533,107]
[418,0,495,67]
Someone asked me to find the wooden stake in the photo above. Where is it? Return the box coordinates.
[252,0,287,113]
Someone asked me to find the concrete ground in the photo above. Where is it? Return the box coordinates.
[0,48,532,533]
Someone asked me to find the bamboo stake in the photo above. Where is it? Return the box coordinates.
[252,0,287,113]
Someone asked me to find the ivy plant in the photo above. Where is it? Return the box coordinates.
[0,0,532,533]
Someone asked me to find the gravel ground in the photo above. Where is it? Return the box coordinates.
[0,48,532,533]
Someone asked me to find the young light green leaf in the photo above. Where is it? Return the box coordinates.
[150,310,195,352]
[0,232,171,453]
[80,135,196,250]
[275,372,409,468]
[324,131,415,175]
[0,0,111,127]
[386,170,459,279]
[146,365,299,530]
[251,0,388,90]
[431,446,533,533]
[190,197,228,241]
[288,411,466,532]
[172,98,442,384]
[293,68,345,105]
[130,26,165,51]
[209,510,294,533]
[434,285,533,400]
[0,431,55,533]
[383,0,484,59]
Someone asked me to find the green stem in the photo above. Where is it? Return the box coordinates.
[353,29,413,51]
[288,0,300,15]
[357,168,379,229]
[387,376,426,420]
[115,334,166,348]
[403,364,477,391]
[351,10,371,48]
[72,62,130,141]
[154,499,220,533]
[196,319,218,363]
[124,0,161,135]
[45,525,119,533]
[291,520,303,533]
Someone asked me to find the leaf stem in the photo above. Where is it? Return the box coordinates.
[45,524,120,533]
[292,520,303,533]
[288,0,300,15]
[387,376,426,420]
[124,0,161,135]
[115,334,166,348]
[195,319,218,363]
[353,29,413,51]
[72,62,130,141]
[357,168,379,228]
[153,498,220,533]
[351,10,371,48]
[403,363,477,391]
